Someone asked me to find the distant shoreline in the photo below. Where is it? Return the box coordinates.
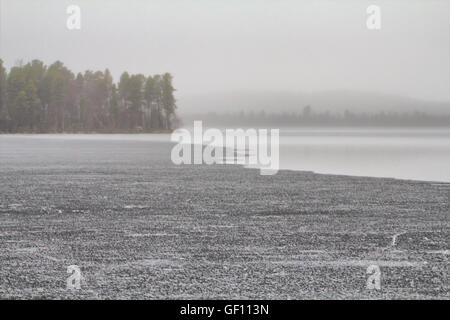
[3,125,450,135]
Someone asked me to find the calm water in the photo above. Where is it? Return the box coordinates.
[275,128,450,182]
[202,127,450,182]
[1,128,450,182]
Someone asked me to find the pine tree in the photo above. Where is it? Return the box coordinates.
[0,60,10,131]
[160,73,177,130]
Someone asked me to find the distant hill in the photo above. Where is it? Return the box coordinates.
[177,90,450,116]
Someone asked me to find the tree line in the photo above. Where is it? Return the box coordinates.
[0,59,177,133]
[188,105,450,127]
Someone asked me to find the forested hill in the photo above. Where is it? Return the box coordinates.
[0,59,177,133]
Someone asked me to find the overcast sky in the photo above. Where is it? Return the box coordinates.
[1,0,450,102]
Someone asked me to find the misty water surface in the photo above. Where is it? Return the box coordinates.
[275,128,450,182]
[1,128,449,182]
[187,127,450,182]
